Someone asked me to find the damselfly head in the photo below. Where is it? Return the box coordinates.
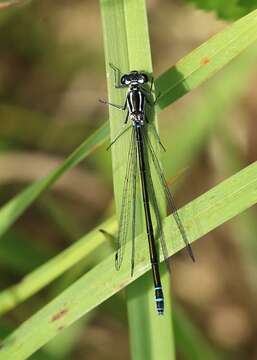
[121,71,148,86]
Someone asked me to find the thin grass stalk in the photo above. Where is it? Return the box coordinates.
[100,0,175,359]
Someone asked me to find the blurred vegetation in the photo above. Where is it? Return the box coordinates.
[0,1,256,359]
[184,0,257,20]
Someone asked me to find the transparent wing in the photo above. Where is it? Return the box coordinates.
[115,128,138,271]
[142,129,195,262]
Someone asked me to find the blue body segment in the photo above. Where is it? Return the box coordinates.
[155,287,164,315]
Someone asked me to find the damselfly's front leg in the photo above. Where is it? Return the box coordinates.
[109,63,127,89]
[154,91,162,105]
[141,75,162,106]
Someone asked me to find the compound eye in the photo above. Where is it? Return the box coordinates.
[138,77,144,84]
[121,75,130,85]
[120,75,126,85]
[141,73,149,83]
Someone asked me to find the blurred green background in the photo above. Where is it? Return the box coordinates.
[0,1,256,359]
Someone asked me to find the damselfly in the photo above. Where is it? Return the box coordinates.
[100,64,195,315]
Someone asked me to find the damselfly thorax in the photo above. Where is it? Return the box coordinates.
[127,87,145,127]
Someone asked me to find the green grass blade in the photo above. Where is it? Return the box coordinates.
[173,304,221,360]
[0,161,256,359]
[0,217,116,315]
[100,0,174,359]
[163,42,257,177]
[0,231,49,274]
[0,122,108,240]
[127,268,175,359]
[156,9,257,110]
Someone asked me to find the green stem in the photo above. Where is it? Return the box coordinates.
[100,0,175,359]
